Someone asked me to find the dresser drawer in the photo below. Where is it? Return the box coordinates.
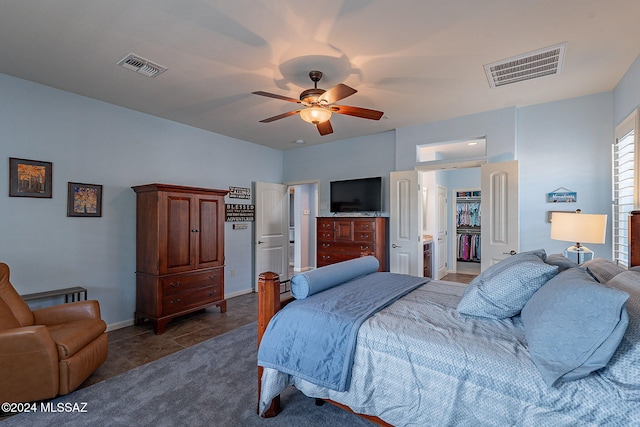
[318,220,334,230]
[161,269,223,296]
[354,220,376,232]
[353,231,375,242]
[162,284,223,315]
[317,252,356,266]
[318,242,375,254]
[317,230,335,241]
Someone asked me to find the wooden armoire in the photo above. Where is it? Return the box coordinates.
[132,184,228,334]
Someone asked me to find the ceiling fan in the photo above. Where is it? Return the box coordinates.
[252,70,384,136]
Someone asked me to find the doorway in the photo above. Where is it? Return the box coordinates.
[453,188,481,276]
[287,182,319,275]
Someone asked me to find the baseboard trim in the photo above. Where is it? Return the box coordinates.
[106,319,134,332]
[106,288,254,331]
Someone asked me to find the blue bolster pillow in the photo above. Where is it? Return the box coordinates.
[291,256,380,299]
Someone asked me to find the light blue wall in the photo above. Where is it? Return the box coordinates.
[0,73,283,328]
[395,107,517,171]
[283,131,396,216]
[614,55,640,125]
[517,93,614,257]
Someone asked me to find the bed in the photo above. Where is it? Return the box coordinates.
[257,253,640,426]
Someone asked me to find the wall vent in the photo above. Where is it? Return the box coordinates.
[117,53,167,78]
[484,43,566,88]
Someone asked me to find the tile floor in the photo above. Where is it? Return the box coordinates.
[81,272,476,390]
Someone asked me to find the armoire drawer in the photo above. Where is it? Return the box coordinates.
[162,285,223,315]
[161,269,223,296]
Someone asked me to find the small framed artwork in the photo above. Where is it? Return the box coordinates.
[9,157,53,198]
[67,182,103,217]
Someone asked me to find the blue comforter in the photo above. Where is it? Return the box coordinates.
[257,272,427,391]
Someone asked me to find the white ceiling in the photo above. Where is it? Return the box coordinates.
[1,1,639,151]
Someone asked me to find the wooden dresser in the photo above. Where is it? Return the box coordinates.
[132,184,228,334]
[317,217,388,271]
[630,210,640,267]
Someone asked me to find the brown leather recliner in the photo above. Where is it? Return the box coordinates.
[0,262,108,403]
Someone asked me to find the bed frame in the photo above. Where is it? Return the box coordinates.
[257,272,392,427]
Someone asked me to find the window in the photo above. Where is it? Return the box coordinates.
[612,109,639,267]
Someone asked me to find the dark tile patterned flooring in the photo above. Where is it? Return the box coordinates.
[80,272,476,390]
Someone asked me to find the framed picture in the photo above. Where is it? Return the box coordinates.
[67,182,102,217]
[9,157,53,198]
[546,190,577,203]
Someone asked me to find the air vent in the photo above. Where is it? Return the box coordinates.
[484,43,566,88]
[117,53,167,78]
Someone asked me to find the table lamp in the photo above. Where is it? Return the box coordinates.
[550,211,607,264]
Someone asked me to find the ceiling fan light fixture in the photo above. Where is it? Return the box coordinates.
[299,106,332,124]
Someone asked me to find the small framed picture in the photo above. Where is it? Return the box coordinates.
[67,182,103,217]
[9,157,53,198]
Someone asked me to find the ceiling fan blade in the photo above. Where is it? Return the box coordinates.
[252,91,301,104]
[259,110,301,123]
[316,120,333,136]
[331,105,384,120]
[318,83,357,104]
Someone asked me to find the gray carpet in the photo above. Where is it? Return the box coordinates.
[1,322,373,426]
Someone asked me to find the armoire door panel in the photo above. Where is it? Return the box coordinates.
[166,195,193,272]
[197,196,223,268]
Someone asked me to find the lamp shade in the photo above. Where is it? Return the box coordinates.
[550,212,607,245]
[299,106,332,124]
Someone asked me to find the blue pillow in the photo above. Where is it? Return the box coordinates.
[290,256,380,299]
[521,267,629,387]
[456,250,558,319]
[598,270,640,398]
[544,253,578,272]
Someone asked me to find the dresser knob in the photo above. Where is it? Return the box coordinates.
[170,281,181,288]
[209,275,217,281]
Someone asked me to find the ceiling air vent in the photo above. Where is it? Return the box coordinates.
[484,43,566,88]
[117,53,167,78]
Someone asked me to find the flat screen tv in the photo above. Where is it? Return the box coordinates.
[330,176,382,213]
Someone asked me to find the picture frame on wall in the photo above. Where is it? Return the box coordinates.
[9,157,53,198]
[67,182,103,217]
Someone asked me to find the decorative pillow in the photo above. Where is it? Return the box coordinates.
[521,267,629,387]
[456,249,558,319]
[545,253,578,272]
[598,270,640,398]
[581,258,626,283]
[290,256,379,299]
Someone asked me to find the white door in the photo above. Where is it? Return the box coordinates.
[437,186,448,279]
[390,171,423,276]
[254,182,289,287]
[481,161,519,270]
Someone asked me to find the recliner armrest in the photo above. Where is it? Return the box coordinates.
[0,326,60,403]
[0,325,57,355]
[33,300,102,325]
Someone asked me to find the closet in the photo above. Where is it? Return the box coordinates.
[456,190,481,274]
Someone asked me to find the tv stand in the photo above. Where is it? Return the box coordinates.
[317,217,388,271]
